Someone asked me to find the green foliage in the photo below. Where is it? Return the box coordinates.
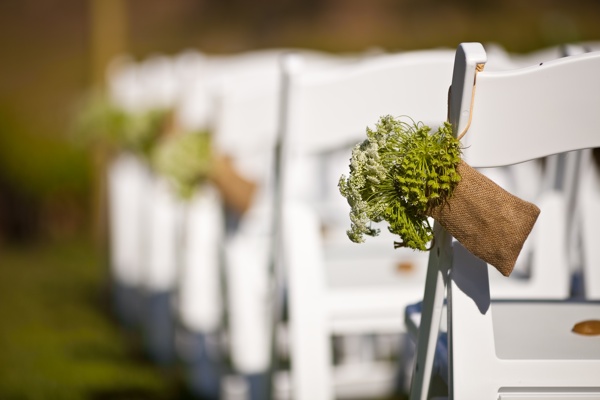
[71,90,170,158]
[72,90,215,200]
[0,239,179,400]
[150,130,212,200]
[0,108,91,199]
[338,115,461,251]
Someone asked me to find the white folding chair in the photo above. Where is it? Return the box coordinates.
[131,53,202,366]
[106,152,152,328]
[400,43,594,395]
[170,49,287,400]
[213,50,359,400]
[105,54,165,331]
[169,48,355,399]
[104,52,185,367]
[276,49,457,400]
[409,42,600,400]
[214,57,282,400]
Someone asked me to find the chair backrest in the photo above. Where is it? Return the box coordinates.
[451,43,600,168]
[106,54,144,113]
[175,51,284,339]
[453,43,597,290]
[105,54,181,295]
[482,44,591,296]
[193,53,369,397]
[280,48,458,281]
[412,42,600,400]
[284,49,455,153]
[107,152,152,288]
[137,54,179,111]
[282,50,456,230]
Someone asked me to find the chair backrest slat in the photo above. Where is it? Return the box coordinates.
[458,49,600,167]
[286,50,456,154]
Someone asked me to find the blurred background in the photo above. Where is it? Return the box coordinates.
[0,0,599,399]
[3,0,600,246]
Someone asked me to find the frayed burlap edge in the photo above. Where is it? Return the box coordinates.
[429,160,540,277]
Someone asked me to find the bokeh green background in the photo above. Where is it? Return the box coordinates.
[1,0,599,243]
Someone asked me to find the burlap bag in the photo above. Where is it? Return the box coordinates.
[429,160,540,277]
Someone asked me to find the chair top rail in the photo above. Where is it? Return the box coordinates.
[284,50,456,154]
[456,45,600,168]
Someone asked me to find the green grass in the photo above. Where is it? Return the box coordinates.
[0,238,184,400]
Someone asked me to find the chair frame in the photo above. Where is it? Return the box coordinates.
[410,42,600,400]
[278,49,457,400]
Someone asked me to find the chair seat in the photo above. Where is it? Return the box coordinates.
[405,300,600,392]
[324,243,428,288]
[328,289,421,334]
[492,301,600,360]
[406,302,600,362]
[324,238,429,334]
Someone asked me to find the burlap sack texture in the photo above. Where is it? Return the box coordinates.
[429,160,540,277]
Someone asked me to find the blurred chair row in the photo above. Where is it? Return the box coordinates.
[99,41,600,400]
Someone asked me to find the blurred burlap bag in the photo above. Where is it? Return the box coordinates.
[429,160,540,277]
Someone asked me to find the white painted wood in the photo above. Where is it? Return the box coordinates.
[208,49,358,378]
[286,49,456,153]
[409,225,452,400]
[106,55,145,113]
[107,152,152,287]
[225,227,272,373]
[187,53,284,375]
[138,54,178,110]
[177,186,224,332]
[280,49,458,400]
[580,150,600,299]
[285,203,333,400]
[460,51,600,167]
[144,175,182,292]
[411,42,600,400]
[448,42,488,140]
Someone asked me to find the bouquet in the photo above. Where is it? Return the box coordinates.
[71,90,170,157]
[150,131,212,200]
[339,115,540,277]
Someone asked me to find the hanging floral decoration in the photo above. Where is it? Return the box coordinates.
[339,115,461,251]
[339,114,541,277]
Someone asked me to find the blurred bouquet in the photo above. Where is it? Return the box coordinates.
[71,90,170,158]
[150,131,212,200]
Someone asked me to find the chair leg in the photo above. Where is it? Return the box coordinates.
[246,372,270,400]
[409,226,450,400]
[286,204,333,400]
[112,279,143,330]
[142,290,176,366]
[396,333,415,396]
[183,330,223,400]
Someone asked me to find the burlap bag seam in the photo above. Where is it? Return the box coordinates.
[429,160,540,277]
